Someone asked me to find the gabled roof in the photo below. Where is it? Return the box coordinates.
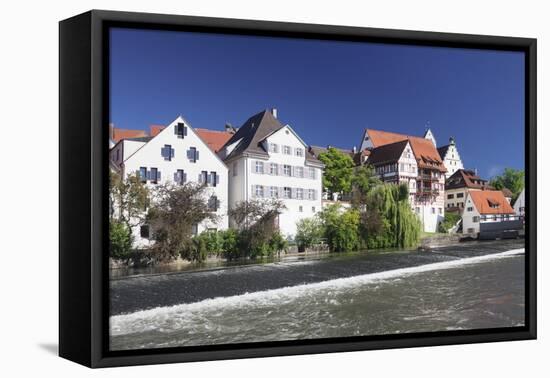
[221,109,321,164]
[446,169,489,190]
[364,129,445,172]
[366,140,409,165]
[195,128,234,153]
[437,144,451,159]
[308,145,354,158]
[112,128,148,143]
[149,125,165,137]
[469,190,515,215]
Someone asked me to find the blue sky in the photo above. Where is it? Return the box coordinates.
[110,28,525,178]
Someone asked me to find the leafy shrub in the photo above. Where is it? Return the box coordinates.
[438,212,461,233]
[109,221,133,262]
[295,217,324,250]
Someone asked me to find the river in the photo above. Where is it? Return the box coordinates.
[109,239,525,351]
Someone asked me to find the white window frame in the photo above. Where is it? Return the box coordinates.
[255,161,264,174]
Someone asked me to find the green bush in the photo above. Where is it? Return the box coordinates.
[220,229,240,260]
[295,217,324,250]
[109,221,133,261]
[318,205,361,252]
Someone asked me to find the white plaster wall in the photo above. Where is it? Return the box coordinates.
[443,144,464,178]
[462,193,481,233]
[513,189,526,216]
[121,117,229,247]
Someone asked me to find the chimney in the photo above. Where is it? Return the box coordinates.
[108,123,114,139]
[270,108,278,118]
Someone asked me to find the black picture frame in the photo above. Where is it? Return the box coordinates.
[59,9,537,368]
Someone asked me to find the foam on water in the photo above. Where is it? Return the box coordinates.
[110,248,524,336]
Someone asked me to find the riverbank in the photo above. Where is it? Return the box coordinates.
[110,238,524,316]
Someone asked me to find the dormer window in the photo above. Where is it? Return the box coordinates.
[175,123,187,138]
[269,143,279,153]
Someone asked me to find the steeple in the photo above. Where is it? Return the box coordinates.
[423,123,437,147]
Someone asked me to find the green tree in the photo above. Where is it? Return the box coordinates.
[147,182,219,263]
[109,171,149,229]
[351,165,381,205]
[438,212,461,233]
[362,183,421,249]
[295,217,324,250]
[109,220,134,262]
[229,199,287,258]
[318,204,360,252]
[318,147,355,196]
[490,168,525,202]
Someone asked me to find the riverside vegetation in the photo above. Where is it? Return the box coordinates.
[109,148,423,266]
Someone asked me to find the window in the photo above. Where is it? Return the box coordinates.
[431,207,435,214]
[438,208,442,214]
[295,167,304,178]
[269,163,278,175]
[208,196,219,211]
[175,122,187,138]
[150,168,159,184]
[416,207,420,213]
[447,194,454,199]
[187,147,199,162]
[210,171,219,187]
[312,206,316,212]
[284,187,291,199]
[255,185,264,198]
[255,161,264,174]
[191,224,198,236]
[400,163,405,171]
[116,149,120,162]
[270,186,278,198]
[199,171,209,185]
[308,167,316,179]
[299,205,303,212]
[295,148,304,157]
[161,144,174,161]
[139,167,147,183]
[307,189,315,200]
[269,143,279,153]
[232,162,238,177]
[473,216,480,223]
[412,166,416,173]
[174,169,186,185]
[140,225,150,239]
[283,165,291,176]
[296,188,304,199]
[283,145,291,155]
[457,193,464,198]
[467,207,473,212]
[467,228,475,234]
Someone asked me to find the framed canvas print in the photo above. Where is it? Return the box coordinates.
[59,10,536,368]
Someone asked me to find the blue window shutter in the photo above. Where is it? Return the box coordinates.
[174,125,178,135]
[184,126,188,136]
[207,173,212,184]
[195,150,199,161]
[183,172,187,183]
[146,170,151,180]
[171,148,175,158]
[157,171,161,181]
[187,149,192,160]
[174,172,178,182]
[216,174,220,185]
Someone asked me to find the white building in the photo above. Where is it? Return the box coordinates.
[219,109,324,238]
[110,116,229,247]
[444,169,490,212]
[462,190,517,234]
[361,129,446,233]
[513,188,526,216]
[437,137,464,178]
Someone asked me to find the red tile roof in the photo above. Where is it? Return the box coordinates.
[195,128,234,153]
[149,125,165,137]
[364,129,446,172]
[469,190,515,215]
[112,128,148,143]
